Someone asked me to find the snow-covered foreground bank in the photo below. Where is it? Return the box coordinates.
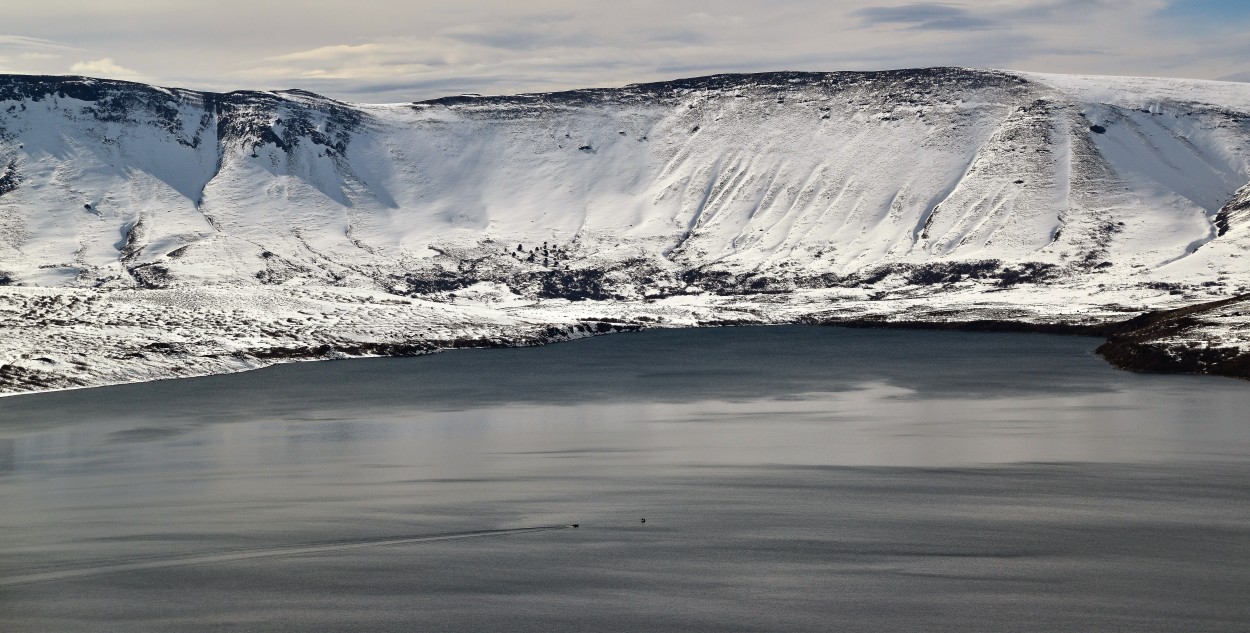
[1,281,1246,394]
[1,68,1249,392]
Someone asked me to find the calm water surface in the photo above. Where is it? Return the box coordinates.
[2,326,1249,631]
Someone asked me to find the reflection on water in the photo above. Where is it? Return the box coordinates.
[0,437,13,475]
[2,326,1249,632]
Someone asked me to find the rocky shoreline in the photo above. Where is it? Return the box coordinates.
[1094,294,1250,380]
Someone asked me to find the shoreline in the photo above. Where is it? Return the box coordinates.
[2,297,1246,402]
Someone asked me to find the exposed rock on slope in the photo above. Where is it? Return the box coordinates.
[1217,184,1250,237]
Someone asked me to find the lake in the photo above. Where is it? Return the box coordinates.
[2,326,1249,631]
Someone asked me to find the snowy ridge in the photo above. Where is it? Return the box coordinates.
[1,68,1249,392]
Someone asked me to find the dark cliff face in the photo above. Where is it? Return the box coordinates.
[0,75,206,145]
[0,75,187,105]
[0,75,366,157]
[1215,186,1250,237]
[204,90,364,156]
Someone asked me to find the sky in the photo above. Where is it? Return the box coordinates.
[1,0,1248,102]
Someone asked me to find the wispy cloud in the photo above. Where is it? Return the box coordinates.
[0,34,79,74]
[850,3,999,30]
[0,34,81,54]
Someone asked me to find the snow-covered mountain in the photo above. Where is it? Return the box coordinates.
[1,68,1249,392]
[2,67,1249,294]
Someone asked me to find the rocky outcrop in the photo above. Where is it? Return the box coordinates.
[1097,294,1250,380]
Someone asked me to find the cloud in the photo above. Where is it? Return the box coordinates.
[2,1,1246,101]
[68,58,147,81]
[850,3,999,30]
[0,34,80,54]
[0,35,80,74]
[224,1,1204,101]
